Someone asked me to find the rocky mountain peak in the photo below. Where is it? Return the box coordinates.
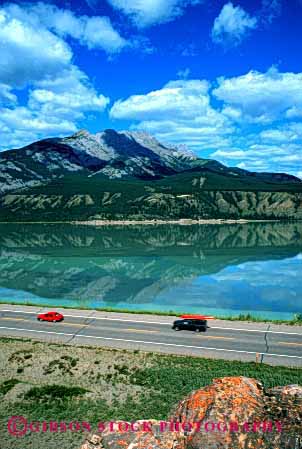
[70,129,92,139]
[67,128,198,162]
[1,128,301,201]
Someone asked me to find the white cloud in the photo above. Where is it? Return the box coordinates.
[0,66,110,150]
[0,84,17,105]
[3,3,128,55]
[286,106,302,119]
[260,123,302,143]
[0,3,113,150]
[214,67,302,123]
[111,80,210,120]
[0,96,79,151]
[0,7,72,88]
[32,3,127,53]
[211,2,257,46]
[0,3,127,90]
[28,67,110,121]
[81,16,127,52]
[110,79,233,150]
[106,0,202,28]
[0,106,77,135]
[110,69,302,177]
[212,140,302,177]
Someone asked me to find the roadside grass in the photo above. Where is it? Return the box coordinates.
[0,301,302,326]
[220,312,302,325]
[3,361,302,423]
[0,337,301,449]
[3,357,302,423]
[1,337,302,421]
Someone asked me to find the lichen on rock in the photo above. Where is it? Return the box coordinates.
[79,376,302,449]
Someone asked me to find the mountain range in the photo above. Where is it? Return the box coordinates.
[0,129,301,221]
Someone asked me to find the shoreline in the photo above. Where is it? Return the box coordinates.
[74,218,281,226]
[0,219,287,225]
[0,301,301,326]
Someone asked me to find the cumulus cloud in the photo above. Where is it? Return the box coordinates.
[106,0,202,28]
[28,67,110,121]
[0,3,128,90]
[0,65,110,150]
[211,123,302,177]
[0,3,113,150]
[212,142,302,177]
[0,6,72,88]
[0,84,17,105]
[110,79,233,150]
[3,3,128,55]
[260,129,294,143]
[31,3,127,53]
[110,69,302,177]
[211,2,257,46]
[0,70,109,150]
[260,123,302,143]
[111,80,210,120]
[214,67,302,123]
[0,106,77,135]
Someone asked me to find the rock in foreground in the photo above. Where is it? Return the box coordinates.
[79,376,302,449]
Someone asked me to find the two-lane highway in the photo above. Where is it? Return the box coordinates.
[0,307,302,366]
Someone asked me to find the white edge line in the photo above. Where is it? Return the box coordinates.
[209,326,302,336]
[0,326,302,360]
[1,309,302,336]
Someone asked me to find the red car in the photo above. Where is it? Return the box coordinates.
[37,311,64,322]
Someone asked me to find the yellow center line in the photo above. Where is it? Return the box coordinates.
[36,322,88,327]
[1,317,24,321]
[59,323,88,327]
[278,341,302,347]
[203,335,234,341]
[1,318,234,339]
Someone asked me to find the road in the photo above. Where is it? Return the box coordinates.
[0,305,302,367]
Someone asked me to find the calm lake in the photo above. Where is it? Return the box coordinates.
[0,222,301,319]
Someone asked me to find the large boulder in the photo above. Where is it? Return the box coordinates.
[171,376,266,448]
[171,376,302,448]
[79,377,302,449]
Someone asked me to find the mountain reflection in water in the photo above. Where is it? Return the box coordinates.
[0,222,301,319]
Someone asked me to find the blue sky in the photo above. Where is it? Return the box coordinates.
[0,0,301,177]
